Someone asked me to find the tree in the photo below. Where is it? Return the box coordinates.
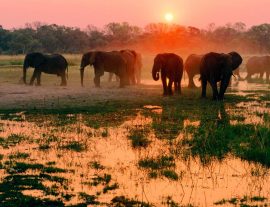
[105,22,141,43]
[248,24,270,52]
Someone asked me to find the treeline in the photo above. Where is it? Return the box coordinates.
[1,22,270,54]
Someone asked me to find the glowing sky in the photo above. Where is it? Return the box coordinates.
[1,0,270,29]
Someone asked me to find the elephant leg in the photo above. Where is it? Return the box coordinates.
[260,72,264,79]
[188,74,195,88]
[209,80,219,100]
[161,73,168,95]
[201,78,207,98]
[36,71,42,86]
[131,75,136,85]
[246,73,251,80]
[60,73,67,86]
[29,69,39,86]
[131,68,136,85]
[266,72,270,81]
[119,75,126,88]
[174,81,178,93]
[136,67,141,84]
[94,75,101,87]
[168,79,173,95]
[108,73,113,82]
[174,81,181,94]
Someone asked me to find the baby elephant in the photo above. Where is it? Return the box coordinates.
[152,53,183,96]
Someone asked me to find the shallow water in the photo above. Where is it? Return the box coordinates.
[0,79,269,206]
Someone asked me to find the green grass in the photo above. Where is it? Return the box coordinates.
[111,196,152,207]
[61,141,87,152]
[161,170,179,180]
[78,192,99,205]
[0,134,29,148]
[128,127,150,148]
[0,57,270,206]
[214,196,267,206]
[89,161,105,170]
[138,155,178,180]
[139,155,175,170]
[8,152,30,160]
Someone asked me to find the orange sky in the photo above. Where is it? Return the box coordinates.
[1,0,270,29]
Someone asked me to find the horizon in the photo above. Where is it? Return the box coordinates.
[1,0,270,30]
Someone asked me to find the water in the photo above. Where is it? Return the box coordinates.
[0,79,269,206]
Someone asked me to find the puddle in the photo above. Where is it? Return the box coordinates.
[144,105,163,114]
[0,107,269,206]
[0,78,269,206]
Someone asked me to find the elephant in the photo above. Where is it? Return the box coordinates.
[23,52,68,86]
[245,56,270,81]
[108,50,142,84]
[129,50,142,84]
[200,51,242,100]
[184,54,203,88]
[80,51,128,88]
[152,53,184,95]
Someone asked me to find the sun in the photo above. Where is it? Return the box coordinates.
[164,13,174,23]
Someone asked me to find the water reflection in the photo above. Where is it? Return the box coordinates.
[0,80,269,206]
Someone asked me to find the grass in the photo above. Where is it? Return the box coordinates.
[8,152,30,160]
[0,160,70,207]
[78,192,99,205]
[0,57,270,206]
[61,141,87,152]
[111,196,152,207]
[0,134,29,148]
[139,155,175,170]
[161,170,179,180]
[89,161,105,170]
[90,174,112,186]
[138,155,179,180]
[214,196,267,206]
[128,126,151,148]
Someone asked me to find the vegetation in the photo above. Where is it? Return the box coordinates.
[1,22,270,55]
[214,196,267,206]
[128,126,151,148]
[0,57,269,205]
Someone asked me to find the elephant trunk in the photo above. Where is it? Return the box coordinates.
[152,64,160,81]
[80,68,85,87]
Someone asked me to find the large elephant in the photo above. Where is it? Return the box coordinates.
[246,56,270,81]
[200,51,242,100]
[129,50,142,84]
[184,54,203,88]
[23,52,68,86]
[120,50,136,84]
[152,53,184,95]
[80,51,128,88]
[108,49,142,84]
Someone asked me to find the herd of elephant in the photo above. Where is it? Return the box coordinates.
[22,51,270,100]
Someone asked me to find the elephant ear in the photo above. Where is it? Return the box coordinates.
[89,52,97,65]
[219,54,229,67]
[157,54,166,65]
[229,52,243,71]
[220,54,233,80]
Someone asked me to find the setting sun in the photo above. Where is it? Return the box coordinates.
[164,12,174,22]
